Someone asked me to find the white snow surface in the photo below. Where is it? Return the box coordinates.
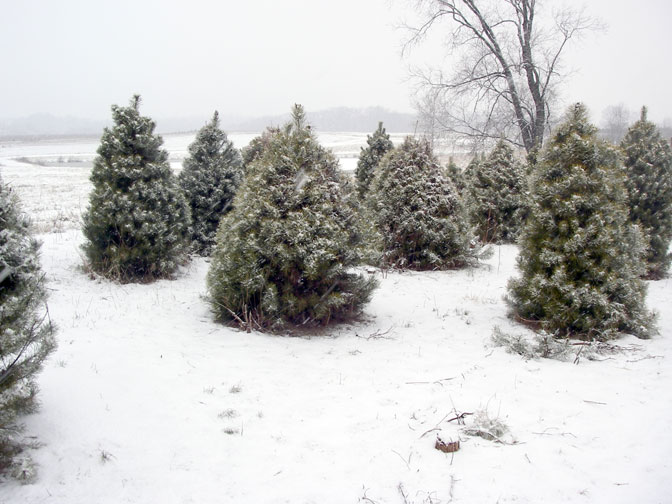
[0,135,671,503]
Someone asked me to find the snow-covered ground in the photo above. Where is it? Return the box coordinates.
[0,135,671,503]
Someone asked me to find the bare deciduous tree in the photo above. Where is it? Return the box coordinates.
[601,104,631,143]
[405,0,596,154]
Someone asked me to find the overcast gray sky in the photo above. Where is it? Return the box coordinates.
[1,0,670,124]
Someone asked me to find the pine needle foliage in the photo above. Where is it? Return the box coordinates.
[207,105,377,330]
[82,96,190,282]
[355,122,394,199]
[241,127,279,173]
[620,106,672,279]
[0,175,56,476]
[179,111,243,255]
[507,104,653,340]
[467,140,528,243]
[370,137,480,270]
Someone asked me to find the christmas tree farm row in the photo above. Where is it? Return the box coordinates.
[1,96,671,478]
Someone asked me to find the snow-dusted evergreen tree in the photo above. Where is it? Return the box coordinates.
[507,104,653,340]
[241,127,279,172]
[621,106,672,279]
[444,157,467,196]
[179,111,243,255]
[207,105,377,329]
[0,175,56,477]
[467,140,527,243]
[355,122,394,199]
[82,96,190,282]
[370,137,480,270]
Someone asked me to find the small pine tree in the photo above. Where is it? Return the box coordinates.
[82,96,190,282]
[508,104,653,340]
[445,157,464,194]
[370,137,480,270]
[179,111,243,255]
[207,105,377,329]
[0,175,56,476]
[355,122,394,199]
[467,140,528,243]
[621,106,672,279]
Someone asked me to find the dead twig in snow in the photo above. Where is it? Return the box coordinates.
[447,411,473,425]
[356,325,395,340]
[626,355,663,363]
[405,377,455,386]
[398,483,410,504]
[359,487,379,504]
[391,450,412,470]
[419,413,450,439]
[583,399,607,405]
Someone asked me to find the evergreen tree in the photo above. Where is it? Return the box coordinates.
[355,122,394,199]
[507,104,653,340]
[207,105,377,329]
[179,111,243,255]
[241,127,279,172]
[621,106,672,279]
[82,96,190,282]
[370,137,480,270]
[445,157,465,195]
[0,175,56,477]
[467,140,527,243]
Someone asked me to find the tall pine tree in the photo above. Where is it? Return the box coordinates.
[0,175,56,477]
[621,106,672,279]
[82,96,190,282]
[179,111,243,255]
[507,104,653,340]
[355,122,394,199]
[467,140,527,243]
[207,105,377,329]
[369,137,481,270]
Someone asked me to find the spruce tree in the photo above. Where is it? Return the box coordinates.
[179,111,243,255]
[467,140,527,243]
[355,122,394,199]
[82,96,190,282]
[207,105,377,329]
[1,175,56,477]
[621,106,672,279]
[369,137,480,270]
[507,104,653,340]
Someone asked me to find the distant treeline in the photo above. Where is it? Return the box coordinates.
[0,107,417,137]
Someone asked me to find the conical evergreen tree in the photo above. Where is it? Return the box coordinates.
[179,111,243,255]
[369,137,480,270]
[207,105,377,329]
[621,106,672,279]
[445,157,465,194]
[82,96,190,282]
[355,122,394,199]
[467,140,528,243]
[241,127,279,173]
[0,175,56,476]
[507,104,653,340]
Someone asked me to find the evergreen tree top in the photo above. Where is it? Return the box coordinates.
[290,104,309,135]
[98,95,166,165]
[552,103,598,144]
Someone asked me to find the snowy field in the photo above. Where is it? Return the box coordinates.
[0,135,671,503]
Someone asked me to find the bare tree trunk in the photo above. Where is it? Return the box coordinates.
[406,0,595,154]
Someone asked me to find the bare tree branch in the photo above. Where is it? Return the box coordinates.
[406,0,597,154]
